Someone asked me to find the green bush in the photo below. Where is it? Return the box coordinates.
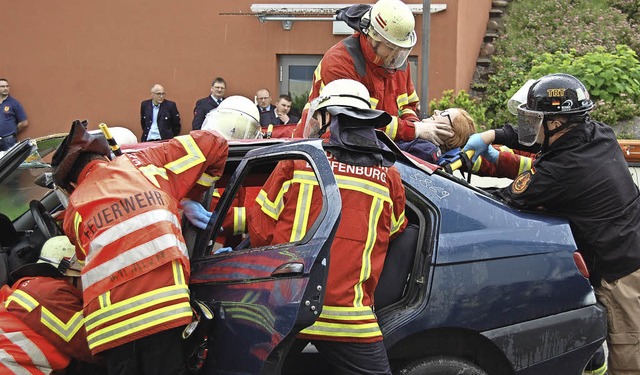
[481,0,640,128]
[527,45,640,124]
[429,90,492,131]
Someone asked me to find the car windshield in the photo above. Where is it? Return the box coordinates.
[0,135,64,221]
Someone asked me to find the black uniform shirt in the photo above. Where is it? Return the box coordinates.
[496,120,640,283]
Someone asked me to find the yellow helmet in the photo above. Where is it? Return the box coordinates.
[11,235,82,279]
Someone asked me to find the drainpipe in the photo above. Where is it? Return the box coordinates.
[420,0,431,118]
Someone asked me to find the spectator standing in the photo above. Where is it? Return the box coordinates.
[192,77,226,130]
[260,94,301,138]
[140,84,181,142]
[256,88,273,126]
[463,73,640,375]
[51,120,228,375]
[293,0,453,145]
[249,79,407,374]
[0,78,28,151]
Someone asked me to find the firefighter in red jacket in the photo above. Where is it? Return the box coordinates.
[52,120,228,375]
[249,79,407,374]
[1,235,99,374]
[293,0,453,145]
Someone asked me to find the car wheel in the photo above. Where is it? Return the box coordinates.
[396,356,488,375]
[29,200,59,240]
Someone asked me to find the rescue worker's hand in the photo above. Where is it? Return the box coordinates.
[213,247,233,255]
[484,145,499,163]
[181,199,212,230]
[414,121,454,146]
[463,133,489,162]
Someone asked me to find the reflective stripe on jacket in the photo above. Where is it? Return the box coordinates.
[1,277,93,366]
[0,307,70,374]
[293,33,419,142]
[249,152,407,342]
[63,131,228,353]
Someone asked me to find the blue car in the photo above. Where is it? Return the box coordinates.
[0,136,606,375]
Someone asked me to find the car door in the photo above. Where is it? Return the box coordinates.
[189,140,341,374]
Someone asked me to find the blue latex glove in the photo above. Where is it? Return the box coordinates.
[213,247,233,255]
[484,145,499,163]
[463,133,489,162]
[181,199,212,230]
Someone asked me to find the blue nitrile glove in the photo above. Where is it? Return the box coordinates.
[484,145,499,163]
[181,199,212,230]
[463,133,489,162]
[213,247,233,255]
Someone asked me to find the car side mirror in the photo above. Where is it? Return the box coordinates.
[34,172,56,189]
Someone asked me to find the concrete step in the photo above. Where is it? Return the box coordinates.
[476,57,492,67]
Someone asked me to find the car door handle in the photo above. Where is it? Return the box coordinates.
[271,262,304,277]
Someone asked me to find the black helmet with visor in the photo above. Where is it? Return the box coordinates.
[517,73,593,146]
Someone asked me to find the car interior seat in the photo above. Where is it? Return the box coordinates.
[374,223,419,309]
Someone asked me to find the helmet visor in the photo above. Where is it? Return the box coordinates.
[516,104,544,146]
[202,110,261,140]
[368,29,412,70]
[303,96,331,139]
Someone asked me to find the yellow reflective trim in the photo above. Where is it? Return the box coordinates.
[196,172,219,188]
[5,290,39,311]
[290,183,313,242]
[40,308,84,342]
[300,321,382,338]
[320,306,376,321]
[164,135,206,174]
[87,303,192,348]
[85,284,190,331]
[391,209,406,236]
[397,93,409,108]
[73,212,86,257]
[335,175,391,203]
[407,90,419,104]
[233,207,246,235]
[370,97,380,110]
[99,291,111,309]
[138,165,168,188]
[313,63,323,94]
[383,116,398,140]
[354,198,383,306]
[172,260,185,286]
[400,108,417,117]
[212,188,221,198]
[519,156,533,174]
[256,180,292,220]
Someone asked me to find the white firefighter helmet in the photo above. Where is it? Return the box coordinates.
[363,0,416,69]
[11,235,83,279]
[304,79,378,138]
[201,95,261,139]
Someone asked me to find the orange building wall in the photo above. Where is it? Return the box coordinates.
[3,0,490,141]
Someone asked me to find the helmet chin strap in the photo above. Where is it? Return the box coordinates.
[317,109,331,138]
[541,116,575,150]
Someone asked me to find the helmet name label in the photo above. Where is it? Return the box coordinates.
[547,88,566,97]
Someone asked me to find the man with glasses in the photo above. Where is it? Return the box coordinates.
[192,77,226,130]
[140,83,181,142]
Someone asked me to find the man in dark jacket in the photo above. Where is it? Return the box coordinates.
[140,83,181,142]
[464,73,640,375]
[192,77,226,130]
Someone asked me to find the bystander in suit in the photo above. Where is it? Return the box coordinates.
[192,77,226,130]
[140,84,181,142]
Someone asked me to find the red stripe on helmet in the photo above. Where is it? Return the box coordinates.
[375,14,387,28]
